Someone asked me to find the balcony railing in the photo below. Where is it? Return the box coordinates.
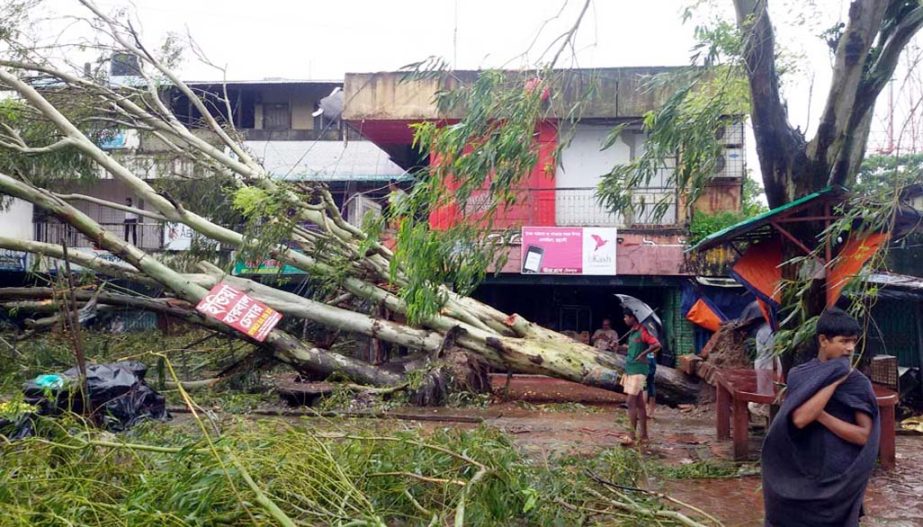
[35,222,165,251]
[439,187,678,228]
[555,187,677,226]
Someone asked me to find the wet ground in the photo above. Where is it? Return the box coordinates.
[471,374,923,527]
[178,373,923,526]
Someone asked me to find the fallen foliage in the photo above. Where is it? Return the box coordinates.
[0,413,721,526]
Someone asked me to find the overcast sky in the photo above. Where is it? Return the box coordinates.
[30,0,923,160]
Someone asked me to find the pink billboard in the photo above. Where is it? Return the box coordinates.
[520,227,617,275]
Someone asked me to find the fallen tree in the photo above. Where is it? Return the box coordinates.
[0,0,699,403]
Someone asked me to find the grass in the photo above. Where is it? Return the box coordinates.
[0,414,717,526]
[652,459,756,480]
[0,331,726,525]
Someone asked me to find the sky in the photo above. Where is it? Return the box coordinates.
[27,0,923,170]
[72,0,698,79]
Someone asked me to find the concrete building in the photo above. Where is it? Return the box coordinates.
[343,68,747,361]
[0,77,405,268]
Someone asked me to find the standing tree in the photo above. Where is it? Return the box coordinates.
[735,0,923,206]
[587,1,923,350]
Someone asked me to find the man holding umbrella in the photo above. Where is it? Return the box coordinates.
[619,308,661,443]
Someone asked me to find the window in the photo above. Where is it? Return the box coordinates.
[262,103,291,130]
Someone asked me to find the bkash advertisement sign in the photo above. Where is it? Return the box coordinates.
[520,227,617,275]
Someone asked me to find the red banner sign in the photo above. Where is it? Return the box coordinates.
[195,282,282,342]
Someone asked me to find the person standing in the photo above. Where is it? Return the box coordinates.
[645,343,659,418]
[749,320,782,421]
[591,318,619,351]
[619,310,661,443]
[124,197,138,245]
[761,307,879,527]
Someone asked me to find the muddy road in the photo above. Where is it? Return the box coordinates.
[469,374,923,527]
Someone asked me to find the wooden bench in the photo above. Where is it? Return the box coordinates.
[714,368,898,469]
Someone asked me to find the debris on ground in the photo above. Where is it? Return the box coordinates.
[10,361,168,436]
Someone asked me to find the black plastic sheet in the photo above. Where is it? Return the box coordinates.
[17,361,168,433]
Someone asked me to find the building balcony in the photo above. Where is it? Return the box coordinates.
[431,187,678,230]
[34,222,165,251]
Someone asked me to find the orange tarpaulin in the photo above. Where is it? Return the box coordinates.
[686,298,723,332]
[826,232,890,307]
[731,238,783,305]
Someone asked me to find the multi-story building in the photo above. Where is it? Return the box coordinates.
[0,73,405,272]
[343,68,747,361]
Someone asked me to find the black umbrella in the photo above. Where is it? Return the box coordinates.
[614,293,670,361]
[614,294,661,327]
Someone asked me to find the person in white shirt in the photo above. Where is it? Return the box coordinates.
[591,318,619,351]
[124,197,139,245]
[749,321,782,420]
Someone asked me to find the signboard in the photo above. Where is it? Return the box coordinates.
[232,257,302,276]
[0,249,29,272]
[45,249,124,274]
[520,227,617,275]
[195,282,282,342]
[163,222,194,251]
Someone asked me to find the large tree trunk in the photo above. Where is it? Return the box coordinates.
[734,0,923,206]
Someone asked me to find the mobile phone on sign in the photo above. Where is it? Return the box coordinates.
[523,245,544,274]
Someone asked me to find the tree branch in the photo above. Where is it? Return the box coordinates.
[78,0,259,172]
[55,193,168,221]
[547,0,592,68]
[0,136,73,154]
[0,122,75,153]
[860,5,923,115]
[807,0,888,186]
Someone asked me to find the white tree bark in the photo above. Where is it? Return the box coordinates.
[0,16,703,402]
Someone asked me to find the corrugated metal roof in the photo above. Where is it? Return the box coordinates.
[867,272,923,291]
[244,140,407,181]
[687,186,845,253]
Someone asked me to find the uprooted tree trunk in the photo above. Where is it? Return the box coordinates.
[0,4,699,404]
[0,190,697,403]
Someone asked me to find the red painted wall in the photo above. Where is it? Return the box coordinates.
[429,121,558,230]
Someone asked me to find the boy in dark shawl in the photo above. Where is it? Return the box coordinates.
[761,308,880,527]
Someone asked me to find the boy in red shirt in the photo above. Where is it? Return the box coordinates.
[619,310,661,443]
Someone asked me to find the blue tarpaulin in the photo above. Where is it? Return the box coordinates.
[681,281,756,353]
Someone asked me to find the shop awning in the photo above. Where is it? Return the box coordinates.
[686,186,845,253]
